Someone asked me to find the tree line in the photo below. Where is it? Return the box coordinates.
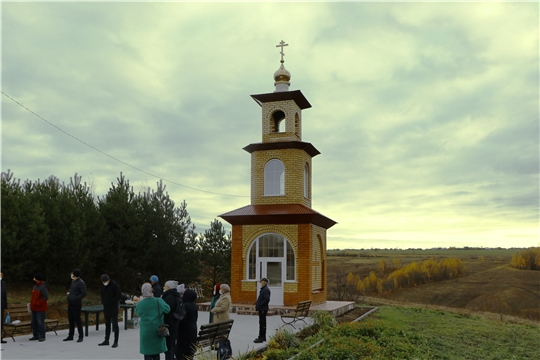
[1,170,231,293]
[330,258,465,301]
[511,247,540,270]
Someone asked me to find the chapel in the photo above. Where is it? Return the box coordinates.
[220,41,336,306]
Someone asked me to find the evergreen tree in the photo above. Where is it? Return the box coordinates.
[199,219,231,286]
[98,173,145,292]
[31,175,92,284]
[136,181,201,285]
[1,171,49,283]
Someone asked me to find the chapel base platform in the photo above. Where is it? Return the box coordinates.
[197,300,355,317]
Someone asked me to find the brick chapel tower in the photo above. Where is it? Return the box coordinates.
[220,41,336,306]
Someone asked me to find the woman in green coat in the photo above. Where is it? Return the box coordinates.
[136,283,170,360]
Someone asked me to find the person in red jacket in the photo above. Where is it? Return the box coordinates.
[29,273,48,342]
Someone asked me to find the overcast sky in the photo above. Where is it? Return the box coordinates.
[2,2,538,250]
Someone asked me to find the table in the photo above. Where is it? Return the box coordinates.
[80,305,103,337]
[119,303,137,330]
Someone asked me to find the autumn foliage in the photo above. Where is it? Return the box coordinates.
[346,257,465,295]
[511,247,540,270]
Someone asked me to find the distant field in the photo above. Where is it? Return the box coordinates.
[328,248,517,259]
[327,249,540,321]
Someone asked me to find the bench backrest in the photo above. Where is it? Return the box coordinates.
[197,319,234,348]
[7,308,31,322]
[294,300,311,317]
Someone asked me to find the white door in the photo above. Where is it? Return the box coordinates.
[257,259,284,306]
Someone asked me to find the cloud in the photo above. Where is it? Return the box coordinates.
[2,2,538,249]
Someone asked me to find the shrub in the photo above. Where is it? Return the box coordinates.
[234,350,266,360]
[310,310,337,330]
[290,321,430,359]
[260,349,282,360]
[268,328,300,350]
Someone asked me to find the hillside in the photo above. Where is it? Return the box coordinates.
[327,249,540,321]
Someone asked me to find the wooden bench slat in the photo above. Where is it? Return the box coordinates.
[195,319,234,355]
[198,329,231,339]
[280,300,311,329]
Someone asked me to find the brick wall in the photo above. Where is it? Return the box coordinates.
[250,148,312,207]
[230,222,327,306]
[260,100,302,143]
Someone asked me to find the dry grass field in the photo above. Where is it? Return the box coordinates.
[327,249,540,321]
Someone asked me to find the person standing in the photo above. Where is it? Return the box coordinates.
[1,269,7,344]
[208,283,221,323]
[161,280,180,360]
[29,273,48,342]
[136,283,170,360]
[150,275,162,298]
[210,283,231,323]
[64,269,87,342]
[254,278,271,343]
[99,274,121,348]
[175,289,198,360]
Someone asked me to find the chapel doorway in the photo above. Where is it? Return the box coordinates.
[250,233,295,306]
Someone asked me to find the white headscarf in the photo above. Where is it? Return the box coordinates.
[141,283,154,299]
[164,280,178,290]
[177,283,185,295]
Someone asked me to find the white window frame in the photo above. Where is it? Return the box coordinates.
[246,234,296,281]
[264,159,285,196]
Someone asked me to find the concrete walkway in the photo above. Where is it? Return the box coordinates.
[1,311,313,360]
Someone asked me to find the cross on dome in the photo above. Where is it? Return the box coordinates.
[273,40,291,92]
[276,40,289,63]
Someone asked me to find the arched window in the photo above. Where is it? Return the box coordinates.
[312,235,323,290]
[246,234,295,281]
[264,159,284,196]
[286,241,295,281]
[248,245,256,280]
[304,163,309,198]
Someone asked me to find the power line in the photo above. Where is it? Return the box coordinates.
[2,91,249,198]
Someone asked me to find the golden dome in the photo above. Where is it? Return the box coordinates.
[274,62,291,83]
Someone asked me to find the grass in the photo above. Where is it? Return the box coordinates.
[7,284,101,306]
[256,305,539,360]
[7,285,104,326]
[364,306,540,359]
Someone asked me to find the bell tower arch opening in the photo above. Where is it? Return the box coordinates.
[272,110,286,133]
[294,112,301,138]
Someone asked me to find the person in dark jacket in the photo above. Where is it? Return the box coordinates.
[1,269,8,343]
[175,289,198,360]
[64,269,87,342]
[150,275,162,298]
[161,280,180,360]
[29,273,48,341]
[254,278,271,343]
[99,274,121,348]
